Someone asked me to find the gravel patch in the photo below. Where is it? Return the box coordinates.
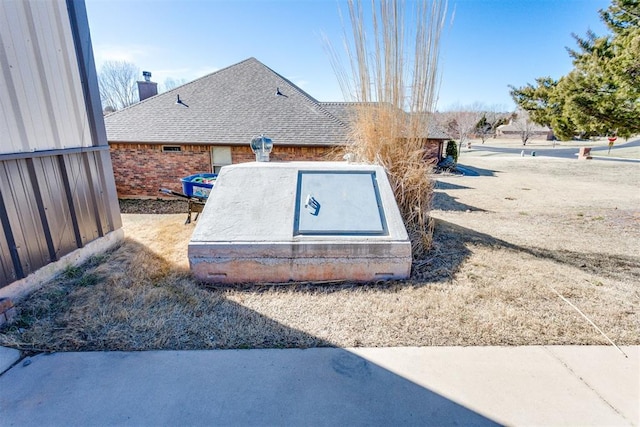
[119,199,188,215]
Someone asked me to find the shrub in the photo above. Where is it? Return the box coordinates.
[446,140,458,163]
[327,0,447,257]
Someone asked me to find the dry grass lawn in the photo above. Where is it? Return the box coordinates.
[1,141,638,352]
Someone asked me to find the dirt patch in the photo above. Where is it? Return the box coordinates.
[1,151,638,351]
[119,199,187,214]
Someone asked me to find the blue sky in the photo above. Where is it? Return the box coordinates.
[85,0,610,111]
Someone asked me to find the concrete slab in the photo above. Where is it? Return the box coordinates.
[0,349,495,426]
[189,162,411,283]
[545,346,639,424]
[0,346,637,426]
[0,346,20,374]
[350,346,638,426]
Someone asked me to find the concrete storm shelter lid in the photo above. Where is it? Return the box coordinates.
[188,162,411,283]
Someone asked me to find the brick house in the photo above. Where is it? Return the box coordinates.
[105,57,447,198]
[496,119,553,140]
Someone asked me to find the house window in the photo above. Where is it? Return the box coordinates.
[162,145,181,152]
[212,146,232,173]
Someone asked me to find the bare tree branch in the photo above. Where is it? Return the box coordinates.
[511,109,537,145]
[98,61,139,111]
[161,77,188,93]
[435,106,484,153]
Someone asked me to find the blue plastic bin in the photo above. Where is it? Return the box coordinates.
[181,173,217,198]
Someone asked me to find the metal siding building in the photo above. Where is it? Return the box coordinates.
[0,0,122,290]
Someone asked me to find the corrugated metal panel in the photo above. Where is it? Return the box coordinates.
[0,0,92,155]
[0,195,19,284]
[0,159,51,277]
[0,149,121,288]
[83,153,105,238]
[32,156,79,258]
[0,0,122,289]
[86,152,116,235]
[62,152,101,245]
[96,150,123,231]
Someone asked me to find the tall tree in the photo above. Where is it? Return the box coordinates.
[98,61,139,111]
[475,108,510,143]
[510,77,577,140]
[564,19,639,137]
[510,0,640,139]
[475,115,492,143]
[509,77,561,127]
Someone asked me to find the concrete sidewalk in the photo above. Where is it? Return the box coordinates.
[0,346,637,426]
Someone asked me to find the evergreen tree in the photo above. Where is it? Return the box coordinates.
[510,0,639,139]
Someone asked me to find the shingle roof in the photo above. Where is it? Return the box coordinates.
[105,58,448,145]
[105,58,348,146]
[497,120,551,133]
[321,103,450,140]
[319,102,362,124]
[422,121,450,140]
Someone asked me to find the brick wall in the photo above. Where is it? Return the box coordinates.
[110,142,443,198]
[110,143,211,198]
[423,140,443,164]
[231,145,338,163]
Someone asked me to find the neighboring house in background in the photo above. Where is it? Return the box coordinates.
[104,57,448,198]
[0,0,122,296]
[496,119,553,140]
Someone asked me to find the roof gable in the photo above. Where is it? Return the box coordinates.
[105,57,347,146]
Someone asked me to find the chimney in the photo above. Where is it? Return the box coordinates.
[137,71,158,101]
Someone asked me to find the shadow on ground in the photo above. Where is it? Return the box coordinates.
[433,181,472,190]
[4,223,637,352]
[455,164,498,177]
[0,243,499,425]
[432,192,486,212]
[0,348,499,426]
[1,240,331,352]
[411,219,640,284]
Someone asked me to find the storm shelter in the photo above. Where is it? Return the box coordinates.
[188,162,411,283]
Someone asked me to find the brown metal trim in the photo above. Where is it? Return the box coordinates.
[0,188,24,280]
[81,152,104,238]
[25,158,57,262]
[66,0,108,147]
[58,154,83,249]
[95,150,123,231]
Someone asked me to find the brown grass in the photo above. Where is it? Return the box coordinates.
[327,0,447,256]
[344,106,437,255]
[1,152,638,352]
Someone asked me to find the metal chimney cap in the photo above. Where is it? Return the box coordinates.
[142,71,152,82]
[250,134,273,162]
